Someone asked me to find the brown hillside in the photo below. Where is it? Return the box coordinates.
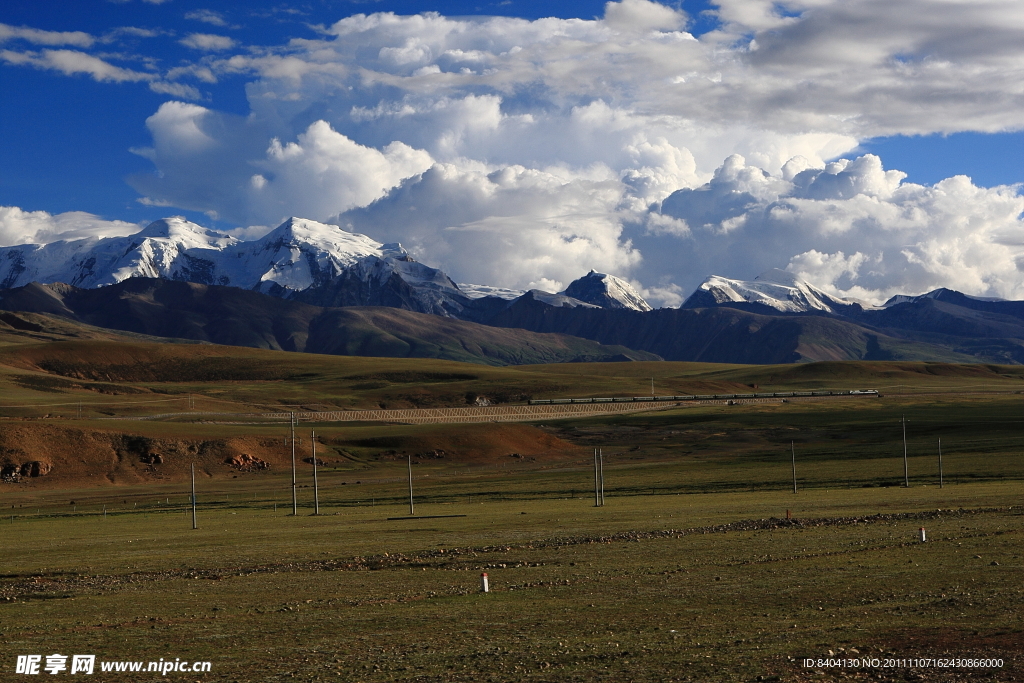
[0,422,584,490]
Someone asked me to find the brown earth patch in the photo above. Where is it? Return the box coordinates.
[0,421,583,489]
[225,453,270,471]
[0,425,297,488]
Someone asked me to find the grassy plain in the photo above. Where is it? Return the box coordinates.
[3,479,1022,682]
[2,343,1024,681]
[2,340,1024,417]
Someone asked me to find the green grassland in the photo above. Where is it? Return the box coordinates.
[1,340,1024,418]
[3,481,1022,682]
[2,342,1024,680]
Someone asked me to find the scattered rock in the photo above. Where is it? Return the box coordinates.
[20,461,51,477]
[2,461,52,481]
[224,454,269,471]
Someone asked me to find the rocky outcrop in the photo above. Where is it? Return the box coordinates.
[1,460,52,481]
[225,454,270,471]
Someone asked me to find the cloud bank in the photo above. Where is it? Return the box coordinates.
[0,207,141,246]
[6,0,1024,304]
[652,154,1024,303]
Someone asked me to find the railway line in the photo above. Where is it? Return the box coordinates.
[119,390,879,425]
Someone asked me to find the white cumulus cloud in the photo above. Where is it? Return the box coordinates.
[184,10,231,27]
[0,206,141,246]
[337,163,642,292]
[0,48,156,82]
[180,33,236,51]
[9,0,1024,305]
[652,154,1024,303]
[128,102,433,226]
[0,23,94,47]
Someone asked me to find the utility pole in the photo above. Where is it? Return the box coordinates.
[791,441,797,494]
[938,437,943,489]
[407,454,415,516]
[599,448,605,506]
[902,415,909,488]
[594,449,600,507]
[291,413,297,515]
[312,429,319,515]
[190,462,197,530]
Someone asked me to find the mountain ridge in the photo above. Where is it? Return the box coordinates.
[0,279,660,366]
[5,216,1024,365]
[0,216,655,320]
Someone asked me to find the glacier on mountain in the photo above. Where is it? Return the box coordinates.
[562,271,652,312]
[0,216,401,293]
[0,215,655,320]
[681,269,863,314]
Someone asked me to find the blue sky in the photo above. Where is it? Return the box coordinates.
[0,0,683,225]
[3,0,1024,304]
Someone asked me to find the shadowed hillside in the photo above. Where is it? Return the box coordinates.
[0,279,658,366]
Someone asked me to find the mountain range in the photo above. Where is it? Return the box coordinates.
[0,279,658,366]
[2,216,1024,365]
[0,217,648,321]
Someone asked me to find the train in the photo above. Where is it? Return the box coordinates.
[528,390,878,405]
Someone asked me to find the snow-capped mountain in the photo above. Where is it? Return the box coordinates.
[457,283,525,301]
[0,217,239,290]
[882,288,1006,307]
[562,271,652,312]
[238,217,396,293]
[0,215,661,321]
[681,269,862,314]
[0,216,457,308]
[526,290,600,309]
[0,216,385,292]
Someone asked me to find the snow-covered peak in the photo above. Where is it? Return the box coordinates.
[882,293,919,307]
[377,255,461,294]
[882,288,1006,307]
[251,217,383,264]
[134,217,237,249]
[753,268,800,286]
[562,271,652,311]
[380,242,409,259]
[527,289,600,309]
[682,269,860,314]
[457,283,526,301]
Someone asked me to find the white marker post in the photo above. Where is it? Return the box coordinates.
[593,449,600,507]
[480,572,490,593]
[938,437,944,489]
[919,527,926,543]
[599,448,605,506]
[190,462,197,530]
[312,429,320,516]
